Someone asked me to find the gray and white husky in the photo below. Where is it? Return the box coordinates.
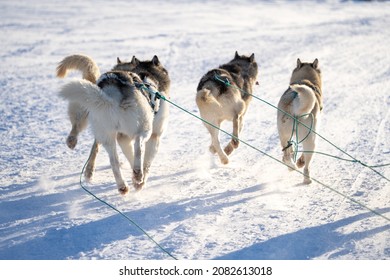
[196,51,258,164]
[57,54,170,193]
[277,58,323,184]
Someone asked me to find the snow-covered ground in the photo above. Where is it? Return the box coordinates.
[0,0,389,260]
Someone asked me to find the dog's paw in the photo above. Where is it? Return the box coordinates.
[282,156,297,171]
[303,177,312,184]
[132,169,144,184]
[220,155,229,165]
[118,184,129,195]
[84,168,94,182]
[66,135,77,149]
[287,165,297,172]
[209,145,217,154]
[133,181,145,192]
[224,144,234,155]
[303,168,312,184]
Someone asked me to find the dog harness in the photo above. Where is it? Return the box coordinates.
[135,82,162,114]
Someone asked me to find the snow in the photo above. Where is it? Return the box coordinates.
[0,0,389,261]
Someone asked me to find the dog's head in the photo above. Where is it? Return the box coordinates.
[291,58,321,86]
[294,58,320,73]
[114,56,170,93]
[230,51,258,84]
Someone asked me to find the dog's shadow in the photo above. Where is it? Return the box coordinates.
[215,207,390,260]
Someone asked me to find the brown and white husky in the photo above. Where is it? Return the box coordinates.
[196,51,258,164]
[277,58,323,184]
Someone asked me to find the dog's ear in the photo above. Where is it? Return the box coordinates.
[249,53,255,62]
[152,55,161,66]
[131,56,139,65]
[313,58,319,69]
[297,58,302,68]
[117,57,122,64]
[235,51,240,59]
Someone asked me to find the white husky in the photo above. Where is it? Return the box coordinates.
[59,70,162,194]
[57,54,171,192]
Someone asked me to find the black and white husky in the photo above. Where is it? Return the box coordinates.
[59,70,162,194]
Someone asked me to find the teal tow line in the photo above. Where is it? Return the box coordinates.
[79,151,177,260]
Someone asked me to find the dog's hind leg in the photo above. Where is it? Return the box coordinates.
[103,136,129,195]
[278,116,297,171]
[66,103,88,149]
[224,114,241,155]
[139,133,161,189]
[206,120,229,164]
[132,135,146,190]
[117,133,135,169]
[84,140,100,181]
[300,134,316,184]
[298,117,317,184]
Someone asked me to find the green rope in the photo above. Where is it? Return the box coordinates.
[157,94,389,223]
[214,74,390,182]
[285,112,314,162]
[79,152,177,260]
[297,150,390,168]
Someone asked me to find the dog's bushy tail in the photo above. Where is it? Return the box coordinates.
[290,84,316,116]
[196,88,221,108]
[56,54,100,83]
[59,80,114,112]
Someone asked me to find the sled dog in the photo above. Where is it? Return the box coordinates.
[57,54,170,191]
[111,55,170,189]
[277,58,323,184]
[196,51,258,164]
[59,70,161,194]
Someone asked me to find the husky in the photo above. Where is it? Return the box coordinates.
[277,58,323,184]
[59,70,161,194]
[110,55,170,189]
[196,51,258,164]
[56,54,170,191]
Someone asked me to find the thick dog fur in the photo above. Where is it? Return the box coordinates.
[277,58,323,184]
[56,54,100,149]
[59,71,160,194]
[57,54,170,193]
[196,51,258,164]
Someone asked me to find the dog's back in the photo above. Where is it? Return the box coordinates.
[60,71,153,134]
[196,52,258,108]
